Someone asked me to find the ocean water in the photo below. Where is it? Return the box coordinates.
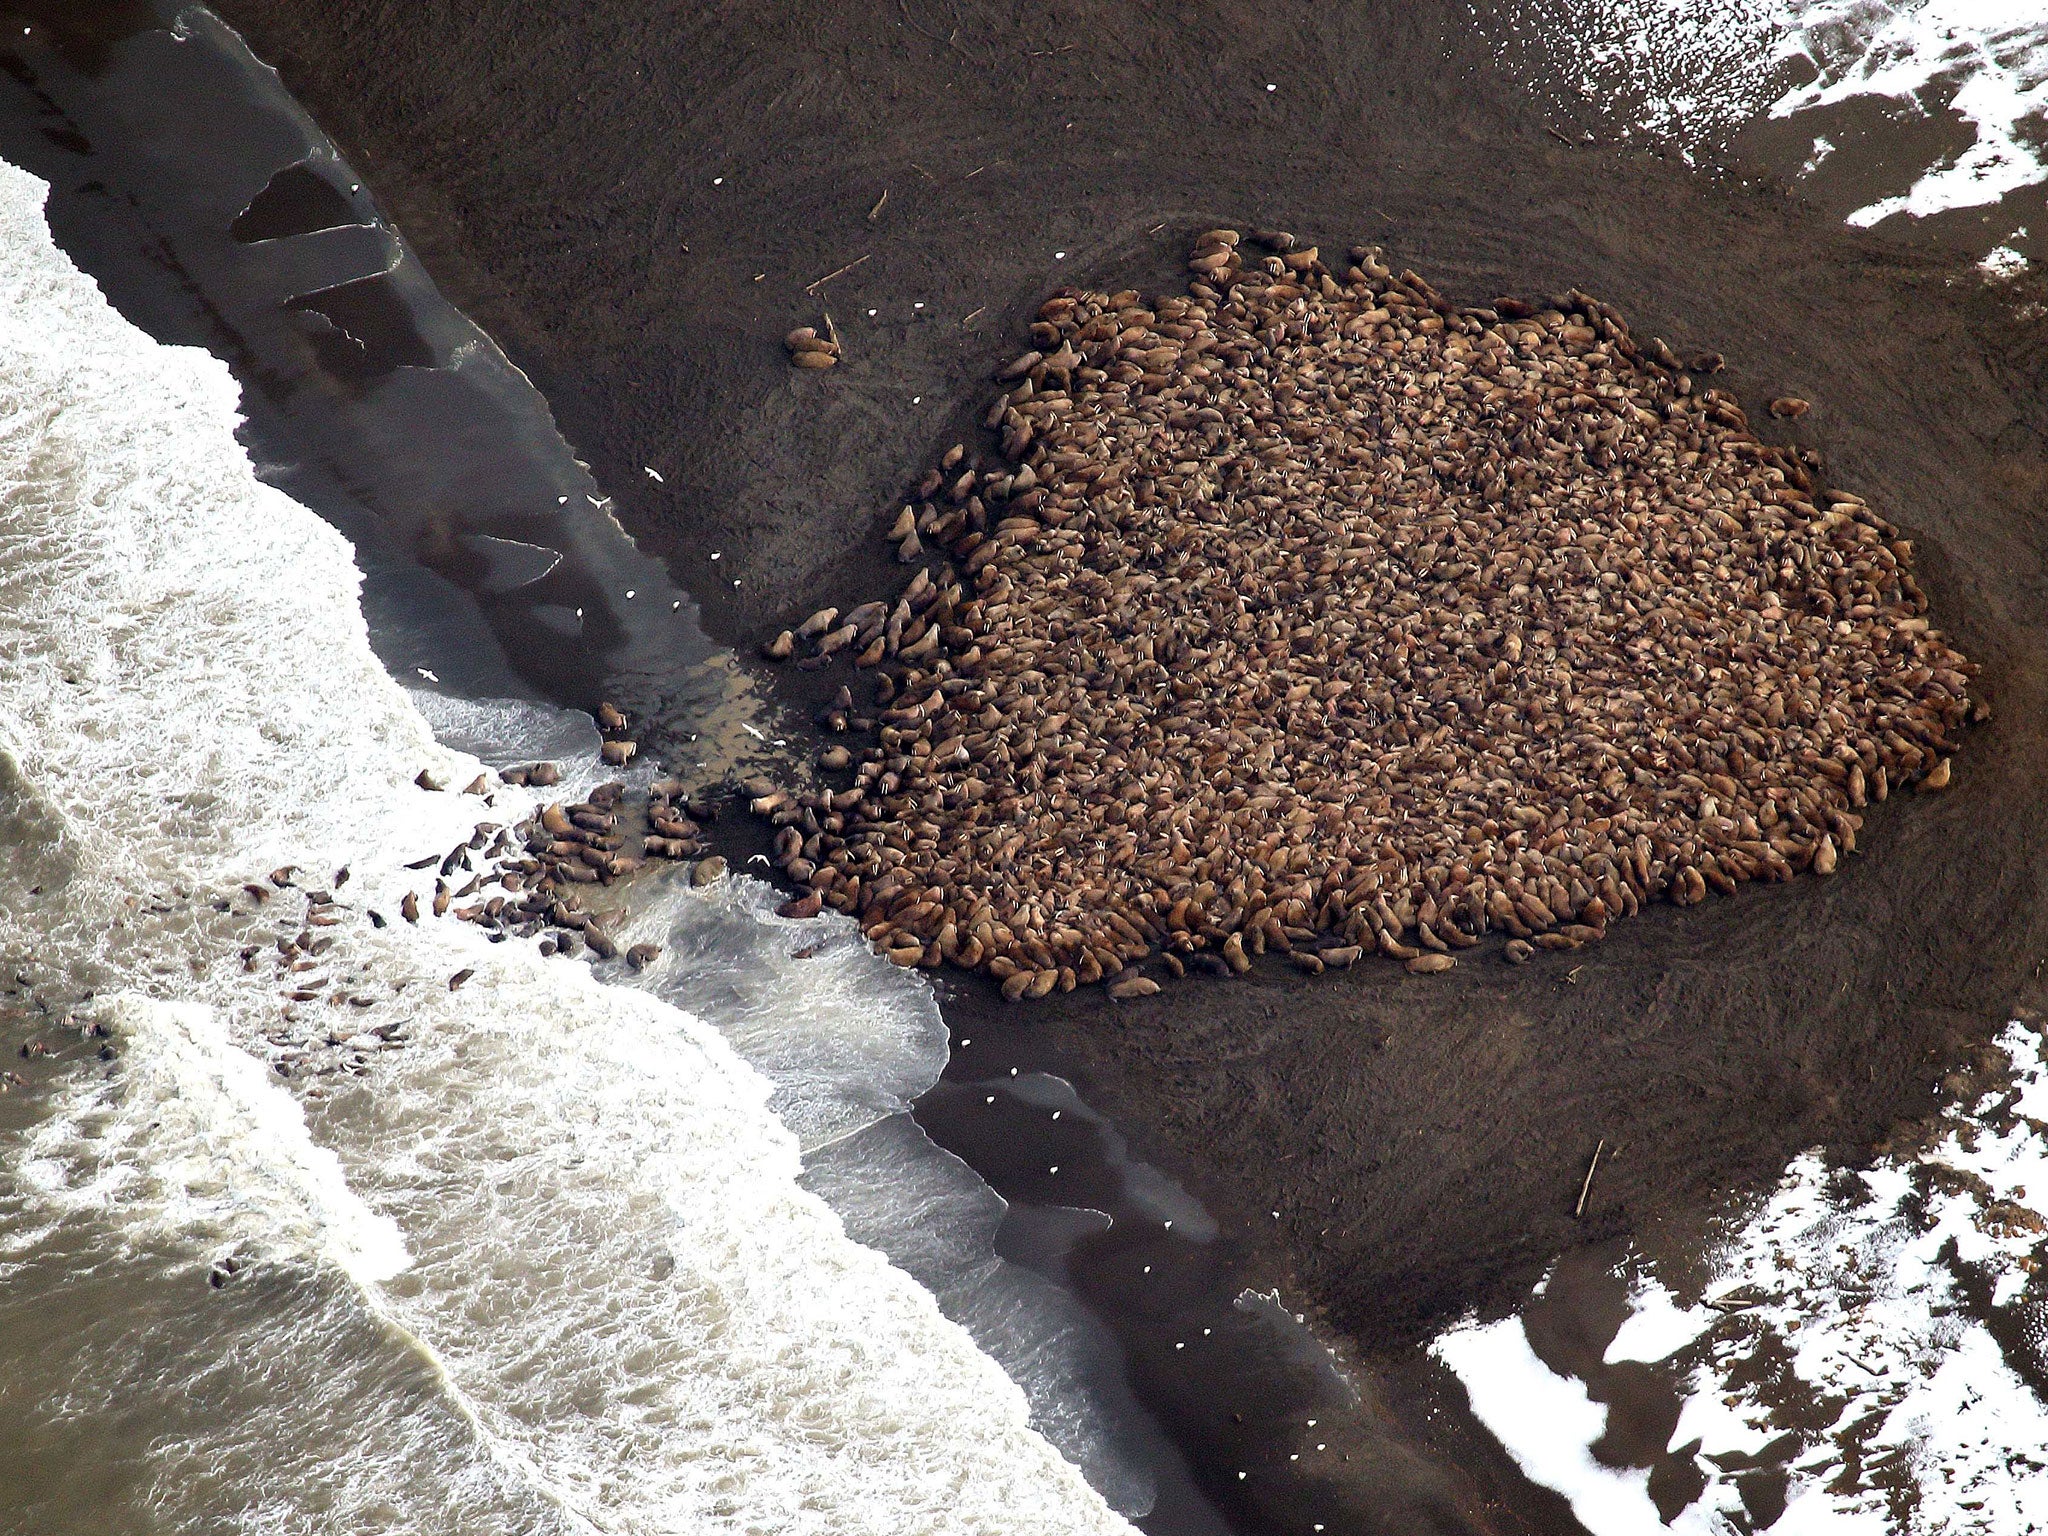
[0,152,1136,1534]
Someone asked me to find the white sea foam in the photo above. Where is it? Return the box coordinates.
[615,871,950,1152]
[13,997,409,1288]
[1476,0,2048,226]
[582,812,1157,1513]
[403,687,603,770]
[801,1113,1161,1517]
[1435,1018,2048,1533]
[0,155,1130,1534]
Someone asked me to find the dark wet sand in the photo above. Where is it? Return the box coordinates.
[0,8,1504,1529]
[96,0,2048,1528]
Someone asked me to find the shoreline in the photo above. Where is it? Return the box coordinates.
[212,0,2048,1514]
[0,10,1481,1529]
[17,0,2048,1528]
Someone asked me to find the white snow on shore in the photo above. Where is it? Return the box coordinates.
[1435,1318,1709,1535]
[1774,2,2048,226]
[1477,0,2048,227]
[1435,1018,2048,1533]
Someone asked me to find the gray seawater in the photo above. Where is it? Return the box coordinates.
[0,77,1153,1536]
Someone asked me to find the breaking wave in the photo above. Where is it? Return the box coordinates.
[0,153,1130,1534]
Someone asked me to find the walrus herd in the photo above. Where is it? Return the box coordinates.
[372,694,722,970]
[753,228,1979,996]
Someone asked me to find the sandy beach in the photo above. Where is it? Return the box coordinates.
[12,0,2048,1528]
[214,0,2048,1272]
